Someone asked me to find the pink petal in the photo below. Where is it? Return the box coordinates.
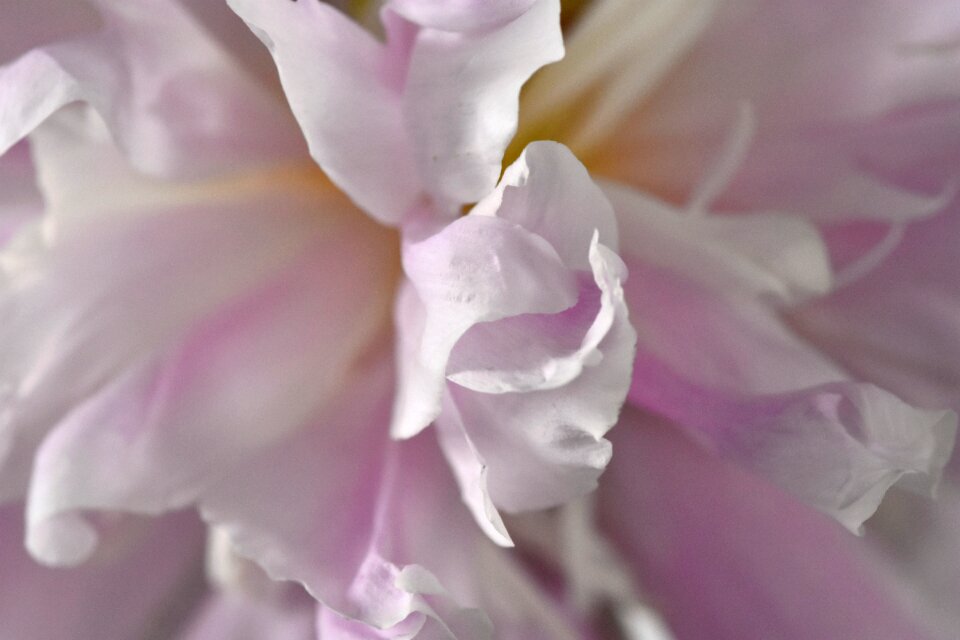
[226,0,419,225]
[792,200,960,411]
[599,0,960,222]
[624,263,957,531]
[0,506,205,640]
[0,0,299,177]
[0,183,336,504]
[181,591,317,640]
[388,0,538,33]
[604,180,831,304]
[21,210,395,565]
[394,216,577,438]
[402,0,564,207]
[471,141,618,271]
[598,412,938,640]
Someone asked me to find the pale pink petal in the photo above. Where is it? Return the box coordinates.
[624,263,957,532]
[598,412,938,640]
[604,180,831,304]
[388,0,538,33]
[403,0,563,207]
[0,506,205,640]
[393,216,577,438]
[792,200,960,411]
[0,0,299,177]
[599,0,960,222]
[181,591,317,640]
[226,0,420,224]
[0,2,100,64]
[0,142,41,245]
[471,141,618,271]
[21,210,395,565]
[439,239,633,524]
[0,182,334,504]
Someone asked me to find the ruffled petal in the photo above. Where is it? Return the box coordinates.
[471,141,618,271]
[393,216,577,438]
[20,208,395,565]
[227,0,420,224]
[624,263,957,532]
[402,0,564,207]
[599,413,939,640]
[0,0,299,177]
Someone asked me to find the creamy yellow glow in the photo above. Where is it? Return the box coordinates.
[510,0,718,167]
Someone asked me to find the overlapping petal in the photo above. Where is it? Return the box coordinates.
[599,412,939,640]
[228,0,563,222]
[396,142,634,543]
[0,0,300,178]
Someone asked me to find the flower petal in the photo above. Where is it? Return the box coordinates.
[624,263,957,531]
[599,412,939,640]
[21,209,395,565]
[439,240,634,518]
[227,0,420,224]
[388,0,538,33]
[403,0,564,207]
[604,180,831,304]
[0,506,205,640]
[471,141,618,270]
[0,180,340,505]
[0,0,299,177]
[393,216,577,438]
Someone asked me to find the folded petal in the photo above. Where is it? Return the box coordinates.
[402,0,564,207]
[624,263,957,531]
[21,208,395,565]
[472,141,618,271]
[0,0,299,177]
[440,238,634,522]
[227,0,420,225]
[393,216,577,438]
[598,412,939,640]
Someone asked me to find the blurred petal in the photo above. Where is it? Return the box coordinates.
[181,591,316,640]
[603,180,831,304]
[599,412,939,640]
[0,178,337,504]
[594,0,960,221]
[624,263,956,531]
[21,207,395,565]
[792,200,960,410]
[0,0,299,177]
[389,0,538,33]
[0,506,205,640]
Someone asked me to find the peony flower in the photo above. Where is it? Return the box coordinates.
[1,0,959,639]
